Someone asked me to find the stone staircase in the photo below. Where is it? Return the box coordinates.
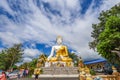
[32,67,79,80]
[41,67,79,74]
[38,77,79,80]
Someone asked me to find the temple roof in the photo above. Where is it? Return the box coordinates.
[84,59,107,65]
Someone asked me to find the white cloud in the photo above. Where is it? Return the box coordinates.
[22,48,42,62]
[42,0,81,10]
[0,31,21,46]
[100,0,120,11]
[0,0,120,61]
[0,48,3,52]
[0,0,14,15]
[23,48,41,58]
[23,57,32,63]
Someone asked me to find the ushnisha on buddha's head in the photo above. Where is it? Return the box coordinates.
[56,36,63,45]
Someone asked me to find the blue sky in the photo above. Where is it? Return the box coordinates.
[0,0,120,63]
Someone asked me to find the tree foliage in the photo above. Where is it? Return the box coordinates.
[89,4,120,65]
[68,52,80,66]
[18,56,39,75]
[97,16,120,64]
[0,44,23,70]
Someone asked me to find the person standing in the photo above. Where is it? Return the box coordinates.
[23,69,26,77]
[26,69,29,77]
[34,68,40,80]
[0,71,7,80]
[17,70,21,79]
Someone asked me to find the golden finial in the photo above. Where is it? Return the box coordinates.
[112,66,116,70]
[57,35,62,39]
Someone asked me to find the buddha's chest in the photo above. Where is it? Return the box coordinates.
[54,46,65,52]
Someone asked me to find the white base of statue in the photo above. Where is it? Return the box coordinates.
[45,61,74,67]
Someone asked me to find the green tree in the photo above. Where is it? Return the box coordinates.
[89,4,120,65]
[97,16,120,64]
[0,51,7,70]
[19,58,38,75]
[0,44,23,70]
[89,4,120,50]
[26,58,38,75]
[68,52,80,66]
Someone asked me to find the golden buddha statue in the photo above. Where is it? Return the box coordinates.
[46,36,73,67]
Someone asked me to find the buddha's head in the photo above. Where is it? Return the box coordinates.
[56,36,63,45]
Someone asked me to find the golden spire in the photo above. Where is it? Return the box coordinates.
[57,35,62,39]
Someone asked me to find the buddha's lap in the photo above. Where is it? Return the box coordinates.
[49,57,72,62]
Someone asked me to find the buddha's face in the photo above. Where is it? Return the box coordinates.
[56,37,62,45]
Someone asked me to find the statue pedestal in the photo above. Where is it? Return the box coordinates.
[33,67,79,80]
[41,67,79,75]
[45,61,74,67]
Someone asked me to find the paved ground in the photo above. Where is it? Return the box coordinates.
[12,77,79,80]
[9,74,79,80]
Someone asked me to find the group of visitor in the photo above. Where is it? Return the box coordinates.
[18,69,29,79]
[23,69,29,77]
[0,69,29,80]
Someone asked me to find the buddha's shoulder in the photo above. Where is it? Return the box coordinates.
[61,45,67,47]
